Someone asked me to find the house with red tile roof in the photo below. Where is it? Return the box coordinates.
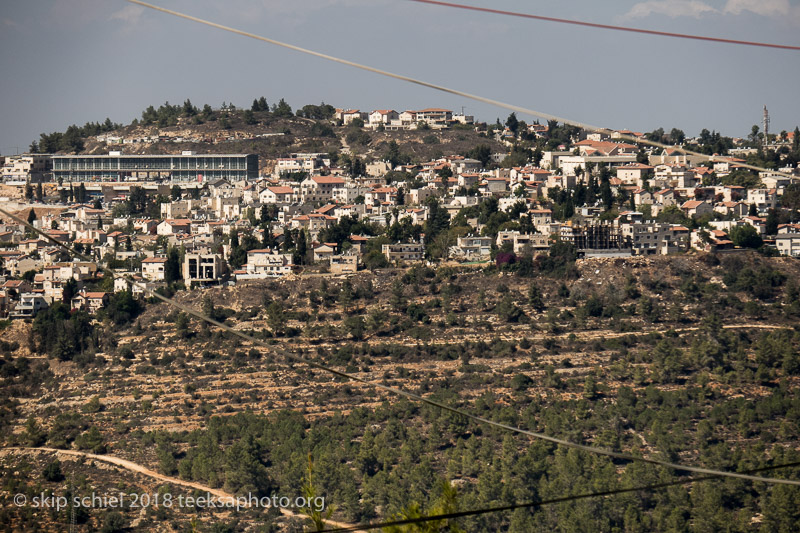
[71,291,109,314]
[300,175,346,203]
[368,109,399,129]
[259,186,296,204]
[714,201,748,217]
[156,219,191,236]
[616,163,653,186]
[680,200,712,218]
[141,257,168,281]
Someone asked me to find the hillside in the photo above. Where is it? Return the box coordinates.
[39,103,507,168]
[2,252,800,531]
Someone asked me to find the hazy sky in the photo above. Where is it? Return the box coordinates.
[1,0,798,155]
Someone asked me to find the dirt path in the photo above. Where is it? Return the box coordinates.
[0,447,356,530]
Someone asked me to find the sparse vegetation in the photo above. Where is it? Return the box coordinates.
[2,253,800,531]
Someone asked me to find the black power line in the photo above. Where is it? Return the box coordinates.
[320,461,800,532]
[0,204,798,488]
[125,0,796,179]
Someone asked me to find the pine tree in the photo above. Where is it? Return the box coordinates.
[339,280,354,312]
[282,229,294,253]
[294,230,307,265]
[527,283,545,311]
[165,247,182,284]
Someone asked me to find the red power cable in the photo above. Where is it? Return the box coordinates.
[408,0,800,51]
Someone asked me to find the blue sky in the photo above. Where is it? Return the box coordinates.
[1,0,798,155]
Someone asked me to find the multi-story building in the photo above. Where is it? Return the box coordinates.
[382,243,424,263]
[332,184,370,203]
[243,249,293,278]
[1,154,52,183]
[141,257,167,281]
[260,186,296,204]
[330,254,359,274]
[300,175,346,203]
[368,110,399,129]
[273,154,329,177]
[496,231,549,254]
[414,108,452,127]
[615,163,653,186]
[161,200,192,219]
[748,188,778,211]
[449,235,492,260]
[618,223,675,254]
[71,291,109,314]
[183,253,225,285]
[52,151,258,182]
[10,293,51,318]
[775,234,800,257]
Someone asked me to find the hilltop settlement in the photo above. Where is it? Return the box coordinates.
[1,98,800,319]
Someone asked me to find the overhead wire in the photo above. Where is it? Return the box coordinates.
[1,204,799,487]
[319,461,800,532]
[408,0,800,52]
[32,0,796,525]
[126,0,797,179]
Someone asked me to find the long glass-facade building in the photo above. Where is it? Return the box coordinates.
[52,153,258,182]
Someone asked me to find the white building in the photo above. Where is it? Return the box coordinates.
[141,257,167,281]
[1,154,52,183]
[300,175,346,203]
[260,186,296,204]
[183,253,225,285]
[243,249,293,278]
[449,235,492,260]
[496,231,549,254]
[776,234,800,257]
[382,243,424,263]
[368,110,399,129]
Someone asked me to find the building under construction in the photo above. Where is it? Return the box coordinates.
[563,222,631,257]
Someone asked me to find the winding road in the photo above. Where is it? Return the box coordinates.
[1,447,356,530]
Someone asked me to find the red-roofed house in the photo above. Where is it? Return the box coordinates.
[714,201,748,217]
[368,109,399,128]
[300,175,347,203]
[680,200,712,218]
[653,189,676,206]
[365,187,397,205]
[616,163,653,186]
[141,257,168,281]
[290,213,336,234]
[71,291,109,314]
[157,219,192,236]
[414,108,452,127]
[260,186,296,204]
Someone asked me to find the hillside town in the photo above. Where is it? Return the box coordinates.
[1,104,799,320]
